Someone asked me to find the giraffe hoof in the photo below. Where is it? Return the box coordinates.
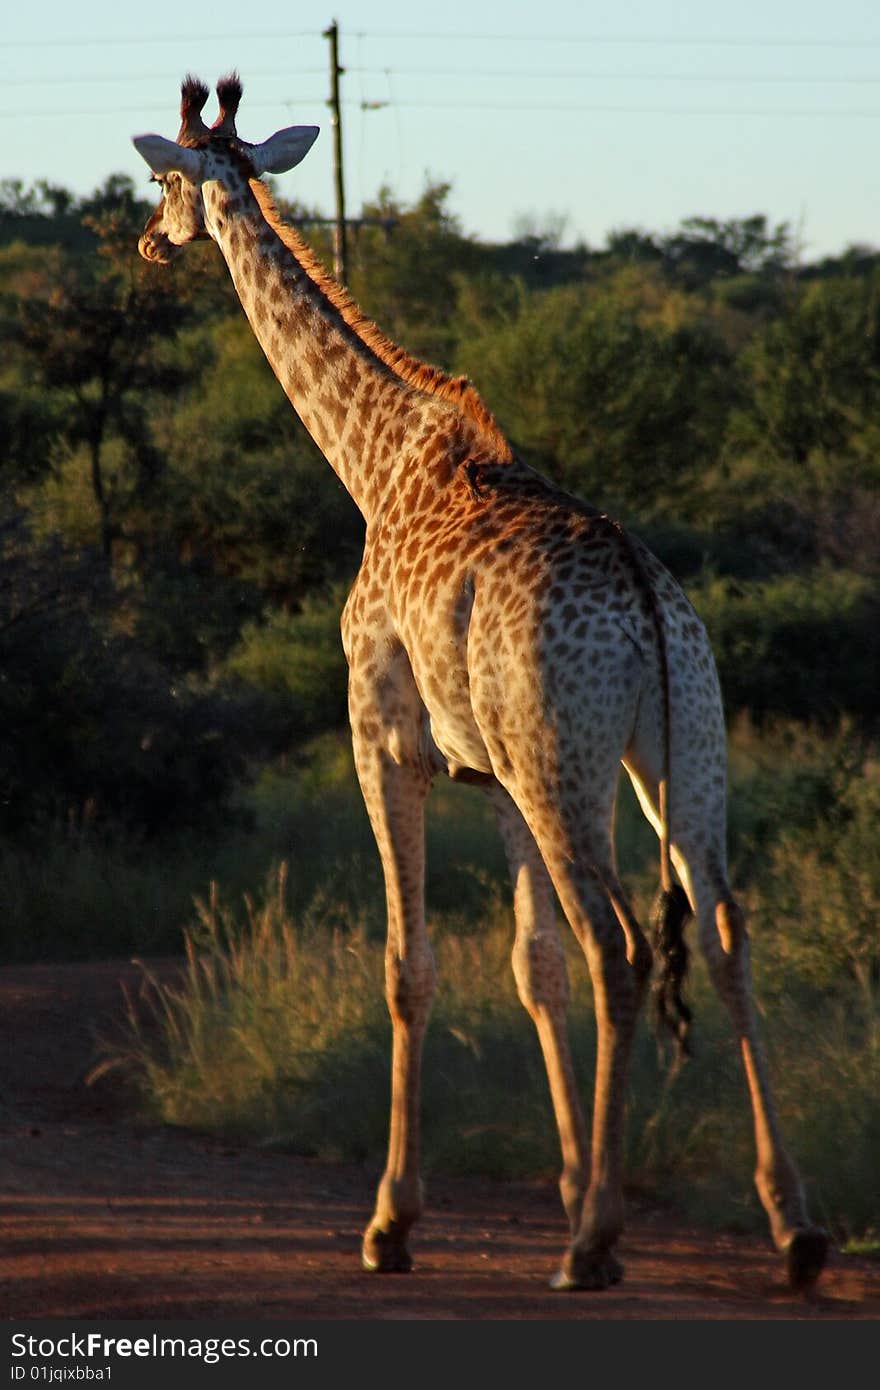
[785,1226,829,1293]
[362,1224,413,1273]
[550,1249,624,1291]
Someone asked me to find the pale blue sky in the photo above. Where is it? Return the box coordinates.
[4,0,880,260]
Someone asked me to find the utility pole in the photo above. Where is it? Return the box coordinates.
[323,19,347,284]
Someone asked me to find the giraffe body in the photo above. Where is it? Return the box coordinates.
[132,76,828,1293]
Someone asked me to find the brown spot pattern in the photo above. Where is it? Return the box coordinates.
[135,83,825,1292]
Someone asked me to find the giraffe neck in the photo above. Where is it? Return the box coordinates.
[201,177,491,520]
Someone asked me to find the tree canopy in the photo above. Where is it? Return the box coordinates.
[1,175,877,837]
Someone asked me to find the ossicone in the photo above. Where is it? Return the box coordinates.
[213,72,244,136]
[178,74,211,145]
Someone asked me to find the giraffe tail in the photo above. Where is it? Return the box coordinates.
[650,768,693,1059]
[650,882,693,1059]
[602,513,695,1057]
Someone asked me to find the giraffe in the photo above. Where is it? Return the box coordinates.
[132,74,828,1293]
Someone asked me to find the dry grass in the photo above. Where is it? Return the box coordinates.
[101,839,880,1244]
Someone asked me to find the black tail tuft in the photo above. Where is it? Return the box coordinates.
[651,883,693,1060]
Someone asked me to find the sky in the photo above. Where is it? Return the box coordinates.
[4,0,880,262]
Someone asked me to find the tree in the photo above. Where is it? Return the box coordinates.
[730,275,880,471]
[456,272,733,518]
[157,318,364,609]
[662,215,795,286]
[13,197,192,566]
[604,228,664,267]
[347,181,479,365]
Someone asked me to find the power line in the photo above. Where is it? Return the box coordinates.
[1,99,329,120]
[374,100,880,117]
[362,69,880,85]
[7,28,880,49]
[10,67,880,88]
[366,30,880,48]
[8,22,880,124]
[8,98,880,121]
[2,30,317,47]
[4,69,327,87]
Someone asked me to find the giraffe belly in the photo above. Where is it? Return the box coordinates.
[426,704,494,781]
[398,570,494,779]
[404,635,494,778]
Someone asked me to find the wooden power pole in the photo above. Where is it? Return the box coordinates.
[323,19,348,284]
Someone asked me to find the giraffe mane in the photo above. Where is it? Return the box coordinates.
[248,178,513,462]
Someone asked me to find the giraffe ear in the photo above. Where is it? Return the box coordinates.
[132,134,205,184]
[249,125,320,176]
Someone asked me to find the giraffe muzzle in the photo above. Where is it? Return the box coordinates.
[137,230,181,265]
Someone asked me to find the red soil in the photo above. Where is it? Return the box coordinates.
[1,958,878,1321]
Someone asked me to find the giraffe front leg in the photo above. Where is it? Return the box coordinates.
[353,733,435,1275]
[362,929,436,1273]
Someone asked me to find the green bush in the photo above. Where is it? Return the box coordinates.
[0,600,252,837]
[748,758,880,999]
[456,273,732,518]
[221,586,349,746]
[690,567,879,726]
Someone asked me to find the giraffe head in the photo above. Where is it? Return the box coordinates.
[132,73,318,264]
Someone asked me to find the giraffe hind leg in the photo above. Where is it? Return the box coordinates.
[625,754,828,1292]
[490,786,590,1235]
[707,894,828,1291]
[499,782,652,1291]
[547,854,651,1292]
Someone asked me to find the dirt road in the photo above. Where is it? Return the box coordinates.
[1,958,878,1321]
